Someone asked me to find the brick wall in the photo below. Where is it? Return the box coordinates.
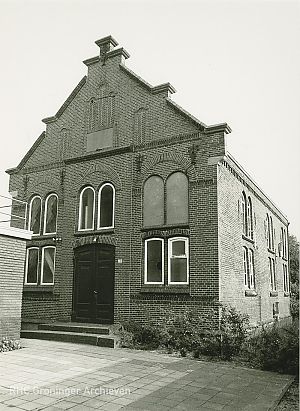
[0,229,29,339]
[218,159,290,326]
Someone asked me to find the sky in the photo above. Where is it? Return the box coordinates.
[0,0,299,238]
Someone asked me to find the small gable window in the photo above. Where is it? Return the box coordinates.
[98,183,115,229]
[28,196,42,235]
[25,247,39,285]
[43,194,58,234]
[143,176,164,227]
[78,187,95,230]
[144,238,164,284]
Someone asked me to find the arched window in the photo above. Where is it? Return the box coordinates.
[166,172,188,225]
[247,196,253,239]
[43,194,58,234]
[241,192,247,236]
[78,187,95,230]
[143,176,164,227]
[98,183,115,229]
[28,196,42,235]
[269,215,274,250]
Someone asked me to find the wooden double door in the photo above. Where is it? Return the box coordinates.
[73,244,115,324]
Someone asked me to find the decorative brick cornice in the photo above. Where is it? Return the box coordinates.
[65,145,133,165]
[83,56,100,66]
[204,123,232,135]
[107,48,130,60]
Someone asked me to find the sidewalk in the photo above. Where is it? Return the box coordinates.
[0,339,294,411]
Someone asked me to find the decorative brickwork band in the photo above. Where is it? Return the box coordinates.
[73,235,116,248]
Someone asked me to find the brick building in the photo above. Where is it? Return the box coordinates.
[6,36,290,329]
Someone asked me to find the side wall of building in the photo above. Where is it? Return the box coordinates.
[218,161,290,326]
[0,233,27,339]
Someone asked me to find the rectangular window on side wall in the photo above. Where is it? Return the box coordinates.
[168,237,189,284]
[269,257,276,291]
[144,239,164,284]
[283,264,289,293]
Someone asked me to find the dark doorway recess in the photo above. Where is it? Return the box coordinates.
[73,244,115,324]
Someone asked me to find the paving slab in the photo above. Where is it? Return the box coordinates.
[0,338,294,410]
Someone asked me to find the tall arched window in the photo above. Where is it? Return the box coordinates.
[247,196,253,239]
[166,172,188,225]
[98,183,115,229]
[28,196,42,235]
[43,193,58,234]
[78,187,95,230]
[143,176,164,227]
[241,192,247,236]
[269,215,274,250]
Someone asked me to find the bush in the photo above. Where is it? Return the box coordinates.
[0,338,21,352]
[242,322,299,375]
[117,321,168,350]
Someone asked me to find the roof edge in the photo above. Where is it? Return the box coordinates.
[42,76,87,124]
[224,152,288,223]
[205,123,232,135]
[6,131,46,174]
[166,98,206,130]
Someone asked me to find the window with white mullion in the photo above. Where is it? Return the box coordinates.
[248,249,255,288]
[168,237,189,285]
[144,238,164,284]
[269,257,276,291]
[243,247,248,287]
[28,196,42,235]
[283,264,289,293]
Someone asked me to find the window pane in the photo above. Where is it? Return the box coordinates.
[143,176,164,227]
[146,240,163,283]
[42,248,55,284]
[170,258,187,282]
[172,240,185,256]
[166,172,188,225]
[99,185,114,228]
[45,195,58,233]
[80,188,94,229]
[30,197,41,234]
[26,249,38,284]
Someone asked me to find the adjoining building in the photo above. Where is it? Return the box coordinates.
[6,36,290,330]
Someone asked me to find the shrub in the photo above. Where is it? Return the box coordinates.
[117,321,168,350]
[0,338,21,352]
[242,322,299,375]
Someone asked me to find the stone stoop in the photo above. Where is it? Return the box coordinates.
[20,322,119,348]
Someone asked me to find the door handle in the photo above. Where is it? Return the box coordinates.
[93,290,98,295]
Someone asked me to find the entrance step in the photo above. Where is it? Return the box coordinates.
[20,322,119,348]
[39,323,110,335]
[21,329,117,348]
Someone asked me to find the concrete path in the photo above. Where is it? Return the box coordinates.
[0,339,294,411]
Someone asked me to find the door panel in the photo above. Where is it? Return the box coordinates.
[73,244,115,323]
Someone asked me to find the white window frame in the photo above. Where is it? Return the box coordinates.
[283,264,289,293]
[24,247,39,285]
[97,183,115,230]
[243,247,248,287]
[241,193,247,236]
[248,249,255,289]
[43,193,58,235]
[247,196,253,239]
[269,257,276,291]
[41,246,56,285]
[168,237,189,285]
[28,195,42,236]
[78,186,95,231]
[144,238,164,285]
